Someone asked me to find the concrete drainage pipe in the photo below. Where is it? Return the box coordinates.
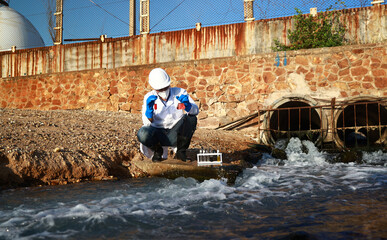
[262,96,327,146]
[334,97,387,148]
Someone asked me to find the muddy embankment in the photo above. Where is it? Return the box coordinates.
[0,109,256,190]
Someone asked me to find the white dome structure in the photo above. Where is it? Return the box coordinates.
[0,2,45,51]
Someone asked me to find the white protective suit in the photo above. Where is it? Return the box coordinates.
[140,87,199,159]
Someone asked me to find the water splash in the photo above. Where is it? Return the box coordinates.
[284,138,328,166]
[362,150,387,166]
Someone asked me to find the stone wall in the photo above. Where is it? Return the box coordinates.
[1,43,386,128]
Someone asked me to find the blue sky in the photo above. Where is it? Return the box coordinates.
[6,0,375,47]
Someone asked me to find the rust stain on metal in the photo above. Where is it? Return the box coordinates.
[217,25,226,50]
[175,31,182,49]
[14,54,18,77]
[85,44,88,70]
[39,51,42,75]
[145,35,150,64]
[204,27,211,53]
[62,45,65,72]
[235,23,246,56]
[153,36,156,64]
[51,46,56,73]
[7,54,12,77]
[184,29,192,51]
[353,12,360,43]
[195,28,202,60]
[125,39,130,64]
[35,52,38,75]
[106,42,110,69]
[57,45,61,73]
[16,53,20,77]
[112,41,116,69]
[91,44,94,70]
[7,55,10,77]
[76,46,79,70]
[26,52,29,76]
[0,55,2,77]
[130,38,135,64]
[31,52,35,75]
[99,43,103,69]
[118,41,122,66]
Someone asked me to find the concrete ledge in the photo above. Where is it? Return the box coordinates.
[132,158,244,184]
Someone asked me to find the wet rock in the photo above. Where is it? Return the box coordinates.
[130,156,244,185]
[231,159,254,168]
[241,151,262,165]
[217,165,244,185]
[248,143,272,153]
[333,150,363,164]
[271,148,287,160]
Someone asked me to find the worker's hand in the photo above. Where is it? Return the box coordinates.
[176,95,192,112]
[145,95,157,118]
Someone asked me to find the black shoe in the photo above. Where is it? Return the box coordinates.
[152,145,163,162]
[174,150,189,162]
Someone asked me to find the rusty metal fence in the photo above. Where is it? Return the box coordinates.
[257,99,387,149]
[27,0,384,45]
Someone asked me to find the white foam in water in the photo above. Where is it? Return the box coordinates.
[236,167,281,190]
[274,138,288,150]
[284,138,328,166]
[362,150,387,166]
[66,204,91,218]
[256,137,387,195]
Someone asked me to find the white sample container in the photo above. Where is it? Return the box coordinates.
[197,150,222,166]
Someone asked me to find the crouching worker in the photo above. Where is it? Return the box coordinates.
[137,68,199,162]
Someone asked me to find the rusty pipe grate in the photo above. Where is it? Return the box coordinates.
[258,99,387,149]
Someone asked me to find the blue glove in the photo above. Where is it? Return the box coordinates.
[176,95,192,112]
[145,95,157,118]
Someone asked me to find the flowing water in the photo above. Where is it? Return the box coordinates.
[1,138,386,240]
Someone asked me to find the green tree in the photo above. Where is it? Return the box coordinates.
[272,5,346,51]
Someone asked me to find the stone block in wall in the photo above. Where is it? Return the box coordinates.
[362,83,374,89]
[295,56,309,66]
[120,103,132,111]
[332,82,348,91]
[351,66,368,76]
[375,77,387,88]
[262,72,276,83]
[372,69,386,77]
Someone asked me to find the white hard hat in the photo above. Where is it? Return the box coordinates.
[149,68,171,90]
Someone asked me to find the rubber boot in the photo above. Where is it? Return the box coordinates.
[152,144,163,162]
[175,138,189,161]
[175,115,197,161]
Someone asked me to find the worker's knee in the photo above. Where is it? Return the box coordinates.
[137,126,155,145]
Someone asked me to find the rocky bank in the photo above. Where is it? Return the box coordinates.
[0,109,256,190]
